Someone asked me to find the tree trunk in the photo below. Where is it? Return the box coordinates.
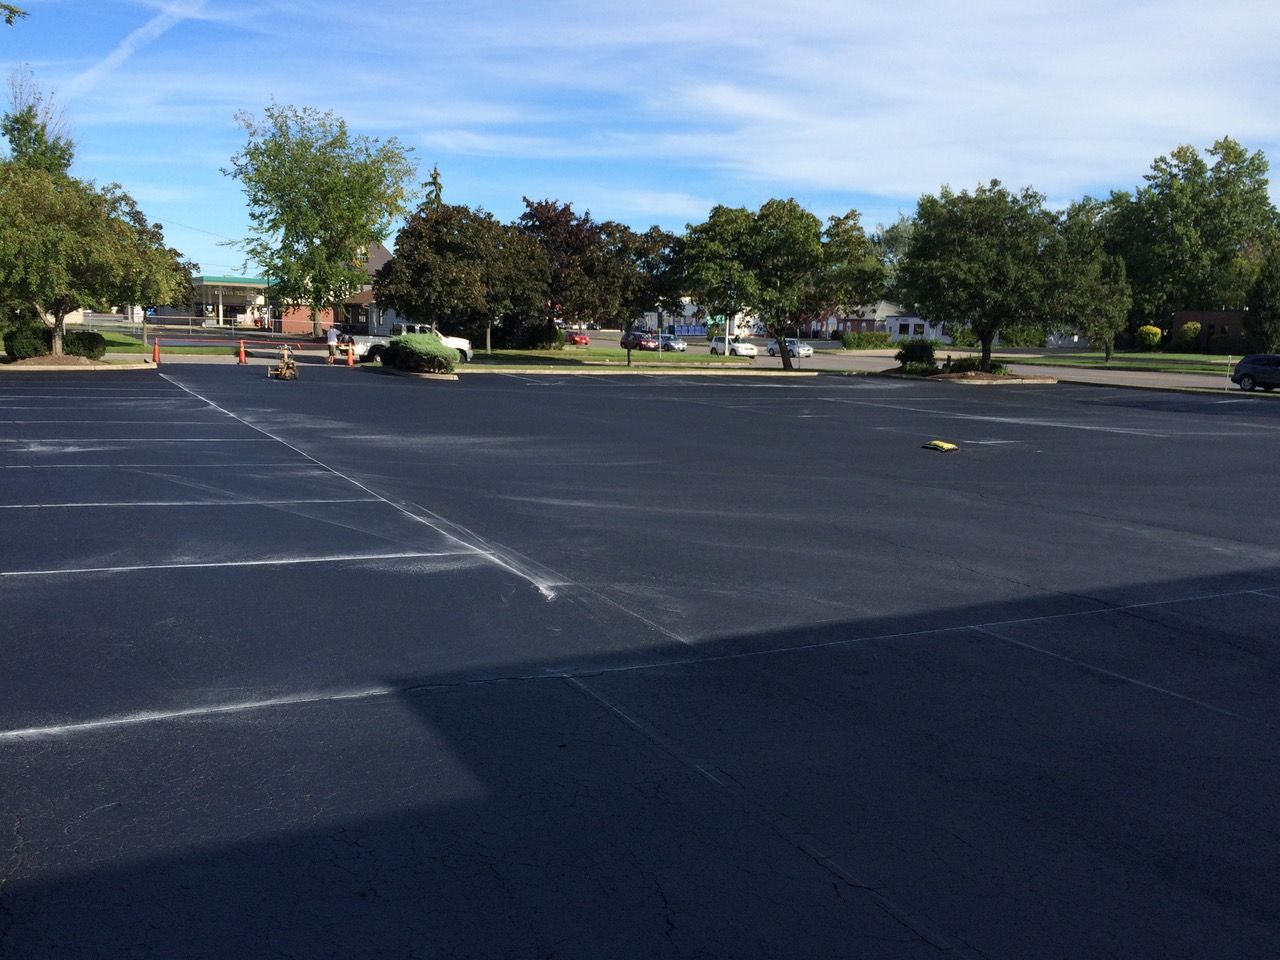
[1104,339,1113,362]
[311,305,322,340]
[980,333,994,372]
[51,314,65,356]
[775,335,793,372]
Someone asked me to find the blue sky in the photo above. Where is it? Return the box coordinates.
[6,0,1280,275]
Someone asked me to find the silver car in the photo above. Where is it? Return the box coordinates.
[767,337,814,358]
[659,334,687,352]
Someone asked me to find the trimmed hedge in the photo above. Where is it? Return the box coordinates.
[895,337,936,366]
[900,360,940,377]
[3,326,108,361]
[840,331,892,349]
[381,333,459,374]
[947,357,1006,374]
[4,325,49,360]
[65,330,107,360]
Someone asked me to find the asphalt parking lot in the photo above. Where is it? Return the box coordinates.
[3,365,1280,959]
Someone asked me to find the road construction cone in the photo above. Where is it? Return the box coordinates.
[238,340,247,364]
[346,344,355,367]
[152,339,160,365]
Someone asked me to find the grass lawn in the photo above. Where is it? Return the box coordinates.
[468,347,752,367]
[102,332,244,355]
[1014,351,1237,376]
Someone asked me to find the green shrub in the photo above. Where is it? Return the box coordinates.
[1135,325,1163,351]
[382,333,458,374]
[840,331,892,349]
[947,357,1007,374]
[895,337,935,366]
[1173,321,1201,352]
[900,361,940,377]
[64,329,107,360]
[518,323,561,349]
[4,324,50,360]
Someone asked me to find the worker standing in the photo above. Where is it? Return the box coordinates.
[326,324,339,364]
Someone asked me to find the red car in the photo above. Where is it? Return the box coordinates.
[565,331,590,346]
[620,329,659,351]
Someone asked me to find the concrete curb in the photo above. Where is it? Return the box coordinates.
[877,371,1058,385]
[460,366,817,377]
[1046,375,1271,397]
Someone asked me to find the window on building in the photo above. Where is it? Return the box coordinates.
[899,322,909,335]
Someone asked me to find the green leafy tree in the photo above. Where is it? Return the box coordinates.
[1055,200,1133,360]
[225,104,416,338]
[0,75,185,355]
[680,199,882,371]
[2,5,26,26]
[899,180,1058,371]
[872,213,915,300]
[1105,138,1278,334]
[517,198,608,334]
[1245,243,1280,352]
[376,200,549,349]
[0,167,185,354]
[3,67,73,173]
[674,205,755,335]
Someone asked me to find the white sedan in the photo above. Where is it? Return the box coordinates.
[767,338,814,358]
[709,336,757,357]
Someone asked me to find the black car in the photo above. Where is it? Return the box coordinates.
[1231,354,1280,391]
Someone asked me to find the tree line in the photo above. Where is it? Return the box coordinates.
[7,83,1280,370]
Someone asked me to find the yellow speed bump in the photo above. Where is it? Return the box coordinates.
[922,439,959,453]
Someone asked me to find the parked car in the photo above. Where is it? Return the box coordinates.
[586,321,602,330]
[659,334,688,352]
[1231,354,1280,391]
[565,331,590,346]
[709,336,757,357]
[767,338,814,358]
[621,329,659,351]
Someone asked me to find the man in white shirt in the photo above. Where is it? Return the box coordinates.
[326,325,339,364]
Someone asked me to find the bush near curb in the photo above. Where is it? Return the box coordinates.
[381,333,458,374]
[4,326,108,361]
[1136,325,1163,351]
[900,361,940,377]
[895,337,936,366]
[839,331,892,349]
[946,356,1006,374]
[4,325,49,360]
[65,330,107,360]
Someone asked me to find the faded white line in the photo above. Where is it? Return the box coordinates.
[0,437,273,443]
[0,551,470,578]
[0,686,395,742]
[819,397,1170,436]
[0,497,379,510]
[162,374,562,600]
[969,625,1242,718]
[0,419,230,425]
[0,462,313,469]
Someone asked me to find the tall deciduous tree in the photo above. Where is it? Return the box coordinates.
[899,180,1058,371]
[0,73,186,354]
[517,198,606,335]
[0,168,186,353]
[1105,138,1278,333]
[375,200,549,348]
[680,199,882,371]
[1056,199,1133,361]
[1245,242,1280,352]
[3,68,72,173]
[225,104,416,337]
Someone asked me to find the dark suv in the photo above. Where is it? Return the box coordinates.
[1231,354,1280,391]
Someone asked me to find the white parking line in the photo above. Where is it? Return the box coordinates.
[0,551,474,578]
[0,497,380,509]
[0,685,396,742]
[0,437,274,443]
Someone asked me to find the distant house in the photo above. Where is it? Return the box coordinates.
[810,301,946,342]
[1169,309,1248,352]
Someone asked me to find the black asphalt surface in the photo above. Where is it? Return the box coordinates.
[2,366,1279,959]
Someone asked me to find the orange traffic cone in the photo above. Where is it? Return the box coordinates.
[152,339,160,365]
[238,340,247,364]
[346,344,355,367]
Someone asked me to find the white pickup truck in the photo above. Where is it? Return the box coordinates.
[341,324,474,363]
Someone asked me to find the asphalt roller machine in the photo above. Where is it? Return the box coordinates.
[267,344,298,380]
